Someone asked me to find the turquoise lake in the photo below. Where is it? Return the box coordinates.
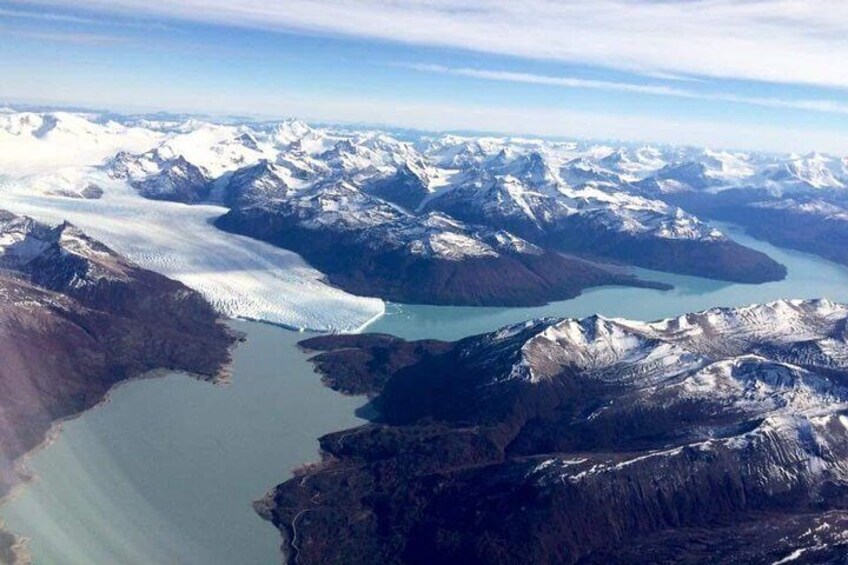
[368,224,848,340]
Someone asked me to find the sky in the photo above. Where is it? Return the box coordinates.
[1,0,848,152]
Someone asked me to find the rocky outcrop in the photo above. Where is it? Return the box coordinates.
[425,176,786,284]
[260,300,848,564]
[215,188,668,307]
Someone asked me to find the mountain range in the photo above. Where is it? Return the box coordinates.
[4,108,848,564]
[261,300,848,564]
[12,108,848,307]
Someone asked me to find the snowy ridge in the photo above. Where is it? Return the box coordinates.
[456,300,848,504]
[1,108,843,327]
[479,299,848,386]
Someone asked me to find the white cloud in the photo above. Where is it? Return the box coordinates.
[0,6,173,30]
[16,0,848,89]
[403,64,693,97]
[0,25,125,45]
[404,63,848,116]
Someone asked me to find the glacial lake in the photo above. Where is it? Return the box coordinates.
[368,224,848,340]
[5,223,848,564]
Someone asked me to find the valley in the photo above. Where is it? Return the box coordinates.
[2,108,848,564]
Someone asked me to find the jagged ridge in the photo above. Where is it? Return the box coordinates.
[259,300,848,564]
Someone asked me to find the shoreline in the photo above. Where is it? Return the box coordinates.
[233,303,386,335]
[0,320,244,564]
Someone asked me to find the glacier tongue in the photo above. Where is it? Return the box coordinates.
[0,170,384,332]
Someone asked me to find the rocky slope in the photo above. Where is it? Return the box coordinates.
[215,179,667,306]
[634,152,848,267]
[0,210,237,510]
[259,300,848,564]
[98,114,789,304]
[425,176,784,283]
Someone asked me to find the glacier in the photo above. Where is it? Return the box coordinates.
[0,170,383,332]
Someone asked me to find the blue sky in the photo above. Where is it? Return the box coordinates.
[2,0,848,152]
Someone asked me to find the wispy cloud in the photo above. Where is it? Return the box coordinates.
[1,26,126,45]
[0,6,174,31]
[404,63,848,116]
[403,63,693,97]
[14,0,848,89]
[0,6,106,25]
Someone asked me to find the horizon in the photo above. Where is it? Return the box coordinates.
[2,1,848,153]
[1,100,836,158]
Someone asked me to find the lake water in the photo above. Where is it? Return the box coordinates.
[4,224,848,564]
[368,224,848,340]
[0,323,366,565]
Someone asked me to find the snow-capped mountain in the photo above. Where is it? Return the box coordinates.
[215,177,663,306]
[420,161,781,282]
[756,152,848,191]
[639,149,846,195]
[559,156,626,187]
[219,159,295,207]
[480,299,848,386]
[264,299,848,564]
[596,146,667,179]
[634,151,848,268]
[90,111,786,301]
[0,210,132,290]
[109,149,212,203]
[8,108,848,310]
[0,111,162,173]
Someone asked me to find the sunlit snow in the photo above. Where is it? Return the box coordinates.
[0,170,383,332]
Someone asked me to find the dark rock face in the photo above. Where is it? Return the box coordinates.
[655,188,848,268]
[361,165,431,211]
[0,211,237,499]
[110,151,211,203]
[216,199,668,307]
[260,301,848,564]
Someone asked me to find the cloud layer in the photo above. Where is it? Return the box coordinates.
[17,0,848,89]
[405,63,848,116]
